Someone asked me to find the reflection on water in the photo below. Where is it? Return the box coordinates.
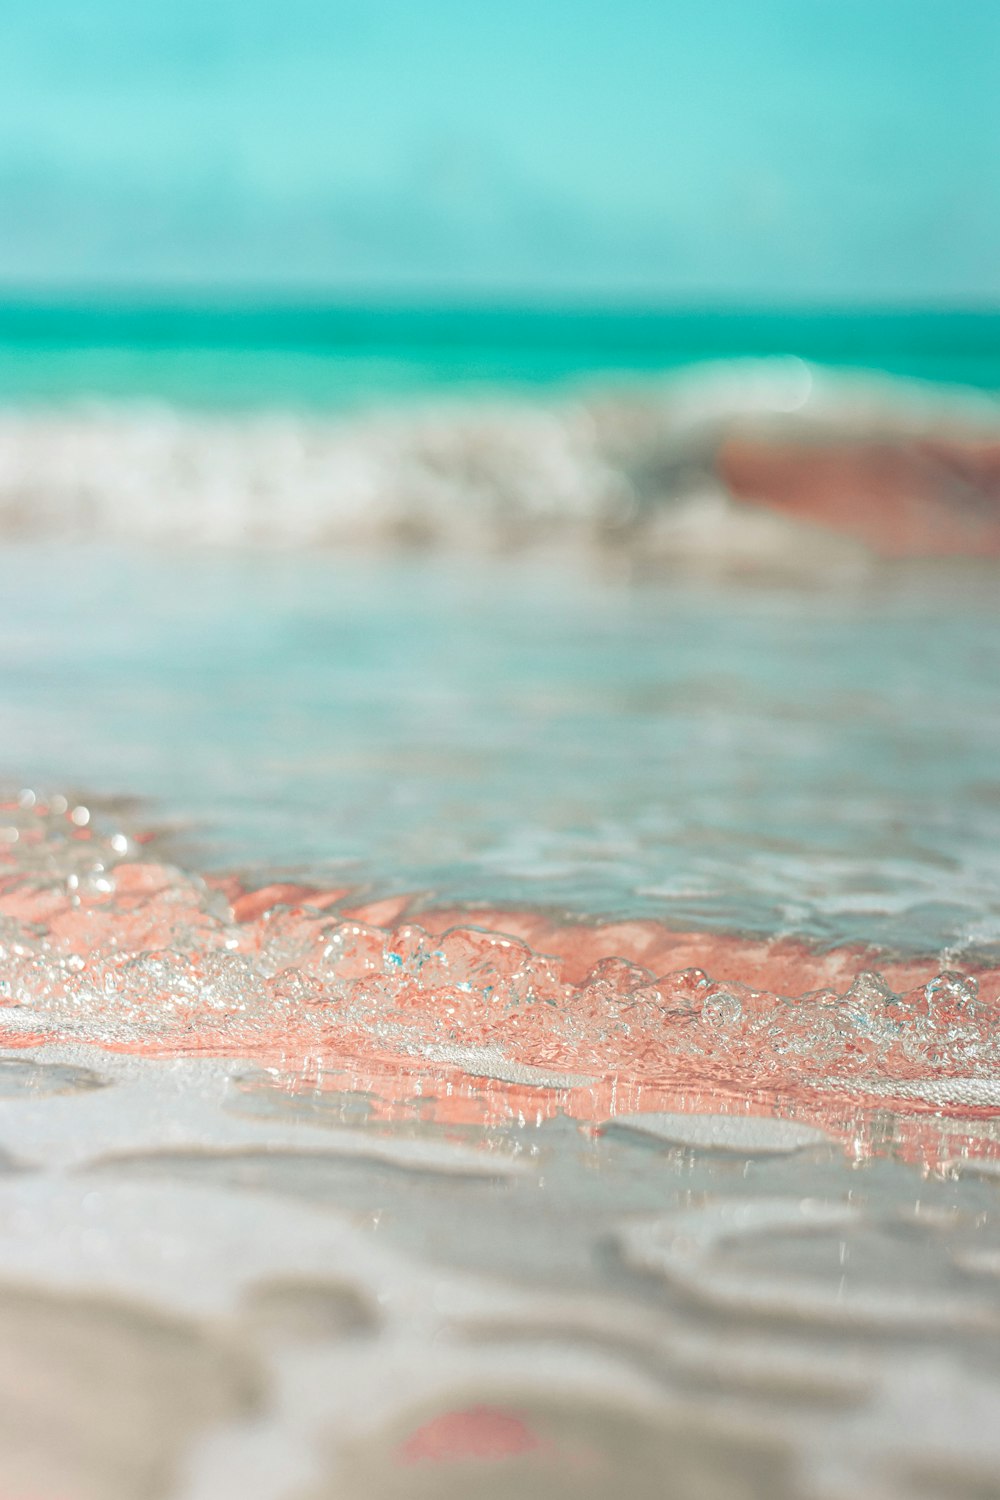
[1,1046,1000,1497]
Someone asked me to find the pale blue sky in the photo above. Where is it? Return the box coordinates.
[0,0,997,300]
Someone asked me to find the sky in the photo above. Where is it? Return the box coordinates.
[0,0,997,302]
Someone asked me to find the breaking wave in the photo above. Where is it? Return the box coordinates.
[0,362,997,563]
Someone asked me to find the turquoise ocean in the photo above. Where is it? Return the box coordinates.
[2,304,999,406]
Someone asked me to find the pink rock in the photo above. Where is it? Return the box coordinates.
[718,435,1000,558]
[397,1405,542,1465]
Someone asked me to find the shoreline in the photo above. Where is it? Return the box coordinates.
[3,795,1000,1172]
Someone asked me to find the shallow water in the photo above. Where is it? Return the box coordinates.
[2,354,1000,1497]
[4,1038,1000,1499]
[4,545,1000,953]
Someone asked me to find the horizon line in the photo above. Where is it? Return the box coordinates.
[0,287,998,318]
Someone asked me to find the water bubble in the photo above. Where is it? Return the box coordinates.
[581,957,654,995]
[768,993,840,1062]
[269,968,326,1011]
[384,924,432,977]
[656,969,712,1009]
[844,971,897,1038]
[701,989,743,1030]
[80,869,115,899]
[925,970,979,1018]
[321,923,385,979]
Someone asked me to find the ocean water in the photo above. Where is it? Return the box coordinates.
[3,310,1000,1499]
[5,546,1000,956]
[2,304,1000,406]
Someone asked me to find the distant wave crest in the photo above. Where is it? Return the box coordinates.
[0,362,998,565]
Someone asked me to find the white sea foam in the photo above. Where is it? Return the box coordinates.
[0,363,994,555]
